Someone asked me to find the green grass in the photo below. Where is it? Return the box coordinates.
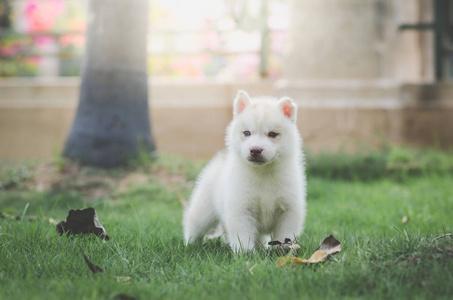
[306,146,453,180]
[1,150,453,299]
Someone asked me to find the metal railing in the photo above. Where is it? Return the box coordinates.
[399,0,453,81]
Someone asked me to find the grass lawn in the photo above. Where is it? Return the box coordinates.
[1,151,453,299]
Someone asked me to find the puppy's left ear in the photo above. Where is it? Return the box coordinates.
[278,97,297,122]
[233,90,251,116]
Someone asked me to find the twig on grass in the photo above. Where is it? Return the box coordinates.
[434,234,453,241]
[78,244,103,274]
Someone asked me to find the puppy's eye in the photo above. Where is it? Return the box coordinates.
[268,131,279,138]
[243,131,251,137]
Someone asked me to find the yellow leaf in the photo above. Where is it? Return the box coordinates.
[277,257,308,267]
[307,250,329,263]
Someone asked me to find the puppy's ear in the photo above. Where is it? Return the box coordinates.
[233,90,251,116]
[278,97,297,122]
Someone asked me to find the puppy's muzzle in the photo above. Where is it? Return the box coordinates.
[248,147,266,164]
[250,147,263,157]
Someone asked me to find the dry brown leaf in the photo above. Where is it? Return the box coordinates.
[269,238,301,255]
[114,294,137,300]
[0,212,39,221]
[49,217,59,225]
[56,208,110,241]
[278,235,341,267]
[306,249,329,263]
[277,257,308,267]
[78,245,103,274]
[316,235,341,256]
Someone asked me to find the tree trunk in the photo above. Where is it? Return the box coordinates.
[63,0,156,168]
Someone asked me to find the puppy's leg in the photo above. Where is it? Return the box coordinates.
[272,209,304,242]
[183,193,218,244]
[225,213,258,253]
[257,234,271,249]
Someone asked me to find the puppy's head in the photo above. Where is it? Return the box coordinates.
[226,90,299,166]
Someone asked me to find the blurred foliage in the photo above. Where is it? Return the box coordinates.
[1,0,288,79]
[0,58,38,76]
[0,0,12,28]
[2,146,453,193]
[306,146,453,181]
[0,160,37,190]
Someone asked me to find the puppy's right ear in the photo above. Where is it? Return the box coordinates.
[233,90,251,116]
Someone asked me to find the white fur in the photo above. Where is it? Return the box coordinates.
[183,91,307,253]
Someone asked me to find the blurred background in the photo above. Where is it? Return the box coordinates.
[0,0,288,79]
[0,0,452,161]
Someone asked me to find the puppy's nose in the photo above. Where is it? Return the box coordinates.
[250,147,263,157]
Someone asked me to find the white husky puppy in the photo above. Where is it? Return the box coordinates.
[183,91,306,253]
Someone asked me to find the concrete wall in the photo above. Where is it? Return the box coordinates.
[1,78,452,161]
[0,78,273,160]
[284,0,433,81]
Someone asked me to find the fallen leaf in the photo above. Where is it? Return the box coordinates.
[56,208,110,241]
[269,238,300,249]
[0,212,39,221]
[49,217,59,225]
[316,235,341,256]
[115,276,132,283]
[277,256,307,267]
[290,243,301,250]
[114,294,136,300]
[306,249,329,263]
[269,238,301,256]
[78,245,103,274]
[278,235,341,267]
[268,240,284,246]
